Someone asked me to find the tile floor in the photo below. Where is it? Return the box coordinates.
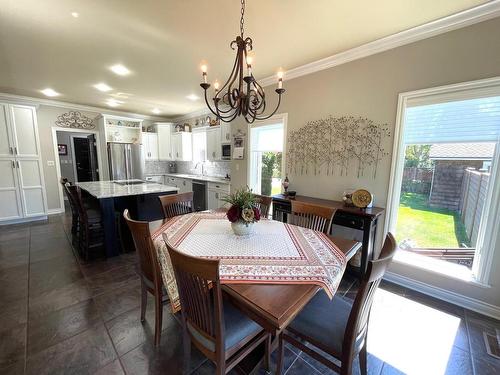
[0,214,499,374]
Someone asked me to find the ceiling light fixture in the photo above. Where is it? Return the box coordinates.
[71,12,79,18]
[106,99,122,107]
[186,94,200,101]
[199,0,285,123]
[40,88,60,97]
[152,108,161,114]
[110,64,130,76]
[94,83,112,92]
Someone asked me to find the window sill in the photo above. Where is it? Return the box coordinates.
[393,250,490,288]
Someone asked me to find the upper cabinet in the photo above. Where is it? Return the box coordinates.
[192,128,207,162]
[172,132,192,161]
[221,122,231,144]
[98,115,142,144]
[142,133,159,160]
[206,127,221,161]
[157,123,173,161]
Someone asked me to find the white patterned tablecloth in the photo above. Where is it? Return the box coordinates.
[152,211,346,312]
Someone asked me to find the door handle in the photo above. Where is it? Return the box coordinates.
[9,147,13,154]
[14,147,17,155]
[11,160,15,169]
[16,160,19,168]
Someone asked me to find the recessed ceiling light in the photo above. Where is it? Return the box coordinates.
[152,108,161,114]
[110,64,130,76]
[106,99,123,107]
[186,94,200,101]
[40,88,60,97]
[71,12,79,18]
[94,83,112,92]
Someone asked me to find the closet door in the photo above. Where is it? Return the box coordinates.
[17,159,47,217]
[10,105,40,158]
[0,104,14,158]
[0,159,23,220]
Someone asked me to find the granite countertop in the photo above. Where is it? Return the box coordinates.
[146,173,231,184]
[76,181,178,199]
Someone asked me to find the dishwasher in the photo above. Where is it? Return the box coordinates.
[192,180,207,211]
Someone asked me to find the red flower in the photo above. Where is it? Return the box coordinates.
[226,205,240,223]
[253,206,261,221]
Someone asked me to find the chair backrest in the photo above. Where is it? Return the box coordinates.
[65,183,86,221]
[59,177,69,185]
[166,241,225,354]
[123,209,163,291]
[342,233,397,359]
[159,192,194,219]
[253,194,272,218]
[289,200,335,233]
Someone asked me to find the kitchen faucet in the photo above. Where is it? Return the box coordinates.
[195,162,205,176]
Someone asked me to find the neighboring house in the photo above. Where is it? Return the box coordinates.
[428,142,495,210]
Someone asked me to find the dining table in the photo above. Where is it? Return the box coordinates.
[150,211,361,333]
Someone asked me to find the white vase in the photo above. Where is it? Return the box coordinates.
[231,221,254,236]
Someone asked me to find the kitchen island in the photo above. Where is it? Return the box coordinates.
[77,181,178,256]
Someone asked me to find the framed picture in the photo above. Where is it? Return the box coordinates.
[58,144,68,155]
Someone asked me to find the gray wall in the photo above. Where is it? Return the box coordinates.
[230,18,500,311]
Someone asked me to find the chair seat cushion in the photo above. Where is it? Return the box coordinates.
[289,291,353,355]
[188,298,262,352]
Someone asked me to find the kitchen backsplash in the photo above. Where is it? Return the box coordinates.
[145,160,230,178]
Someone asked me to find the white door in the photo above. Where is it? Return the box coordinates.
[158,124,173,160]
[207,127,221,161]
[17,159,47,217]
[10,105,39,158]
[0,104,14,158]
[0,159,23,220]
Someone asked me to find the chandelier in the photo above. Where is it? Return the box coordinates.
[199,0,285,124]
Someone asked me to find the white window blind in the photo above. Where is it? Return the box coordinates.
[404,96,500,144]
[250,123,283,152]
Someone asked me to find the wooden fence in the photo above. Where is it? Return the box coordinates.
[459,168,490,245]
[402,167,433,194]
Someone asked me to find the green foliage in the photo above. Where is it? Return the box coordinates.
[220,186,257,209]
[261,152,282,196]
[404,145,433,168]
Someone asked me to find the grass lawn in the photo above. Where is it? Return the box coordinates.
[396,193,470,248]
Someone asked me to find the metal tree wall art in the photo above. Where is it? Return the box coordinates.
[286,116,390,178]
[55,111,95,129]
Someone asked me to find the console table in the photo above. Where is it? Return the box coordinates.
[271,194,385,278]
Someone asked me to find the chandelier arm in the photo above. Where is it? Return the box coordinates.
[214,50,240,104]
[253,93,283,121]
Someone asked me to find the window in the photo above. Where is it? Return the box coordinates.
[387,81,500,283]
[248,115,286,196]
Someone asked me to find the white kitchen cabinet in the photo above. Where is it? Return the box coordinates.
[165,176,178,188]
[172,132,192,161]
[206,127,221,161]
[177,178,193,194]
[221,122,231,144]
[0,103,47,222]
[207,182,230,210]
[157,123,173,161]
[142,133,158,160]
[192,128,207,162]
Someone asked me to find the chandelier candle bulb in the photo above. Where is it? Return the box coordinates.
[214,81,220,94]
[277,70,284,89]
[201,64,208,84]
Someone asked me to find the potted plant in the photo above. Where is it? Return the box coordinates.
[221,186,261,236]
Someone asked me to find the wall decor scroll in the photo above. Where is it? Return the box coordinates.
[55,111,95,129]
[286,116,390,178]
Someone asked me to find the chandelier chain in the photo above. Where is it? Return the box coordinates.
[240,0,245,37]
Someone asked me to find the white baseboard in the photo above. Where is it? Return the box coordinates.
[384,271,500,320]
[48,208,65,215]
[0,215,48,225]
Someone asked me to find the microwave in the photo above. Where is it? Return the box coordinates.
[221,144,231,160]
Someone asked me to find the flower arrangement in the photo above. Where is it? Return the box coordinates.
[222,186,261,225]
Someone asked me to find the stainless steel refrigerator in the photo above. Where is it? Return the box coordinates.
[107,143,144,181]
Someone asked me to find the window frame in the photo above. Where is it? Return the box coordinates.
[385,77,500,285]
[247,113,288,194]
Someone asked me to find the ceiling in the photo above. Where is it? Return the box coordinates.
[0,0,491,118]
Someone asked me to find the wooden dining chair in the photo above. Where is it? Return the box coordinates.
[123,209,169,346]
[159,192,194,219]
[60,178,79,237]
[253,194,272,218]
[166,242,272,375]
[277,233,397,375]
[66,184,104,261]
[289,200,336,234]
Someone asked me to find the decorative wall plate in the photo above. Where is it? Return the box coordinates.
[352,189,372,208]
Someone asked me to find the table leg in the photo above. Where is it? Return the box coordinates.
[99,197,120,257]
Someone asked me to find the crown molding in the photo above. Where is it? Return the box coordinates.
[259,1,500,87]
[0,92,168,121]
[171,106,211,123]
